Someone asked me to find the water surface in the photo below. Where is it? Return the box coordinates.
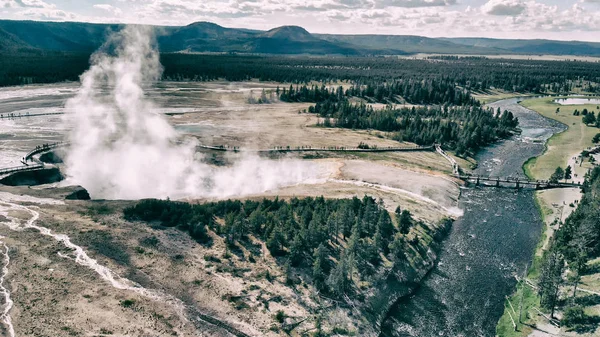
[554,98,600,105]
[382,98,565,337]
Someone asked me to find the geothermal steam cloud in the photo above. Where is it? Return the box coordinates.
[64,26,322,199]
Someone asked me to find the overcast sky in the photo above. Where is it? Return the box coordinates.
[1,0,600,41]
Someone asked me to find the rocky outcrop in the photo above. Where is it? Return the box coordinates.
[39,151,64,164]
[0,167,64,186]
[65,186,91,200]
[367,218,453,332]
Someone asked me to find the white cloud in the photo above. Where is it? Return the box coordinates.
[93,4,122,16]
[376,0,457,8]
[1,0,600,41]
[20,7,76,20]
[0,0,18,9]
[15,0,55,8]
[481,0,526,16]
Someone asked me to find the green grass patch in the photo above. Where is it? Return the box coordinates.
[520,97,598,180]
[496,282,541,337]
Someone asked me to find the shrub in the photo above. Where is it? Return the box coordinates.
[562,306,586,328]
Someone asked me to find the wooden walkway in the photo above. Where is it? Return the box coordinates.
[22,142,68,164]
[0,112,63,119]
[0,142,67,177]
[457,175,581,190]
[198,144,434,153]
[0,164,45,176]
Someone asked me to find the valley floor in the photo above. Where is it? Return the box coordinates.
[0,81,464,336]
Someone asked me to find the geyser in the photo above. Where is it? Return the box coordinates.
[63,26,324,200]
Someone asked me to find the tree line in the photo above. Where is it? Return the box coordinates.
[279,80,479,106]
[306,96,518,156]
[536,167,600,330]
[3,51,600,96]
[123,196,449,300]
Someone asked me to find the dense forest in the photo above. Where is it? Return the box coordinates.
[536,167,600,330]
[279,81,479,106]
[304,96,518,155]
[2,52,600,95]
[124,196,449,300]
[159,54,600,94]
[0,51,90,86]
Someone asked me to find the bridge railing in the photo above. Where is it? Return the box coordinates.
[457,174,581,188]
[0,164,44,176]
[23,141,69,163]
[198,144,434,153]
[435,144,459,175]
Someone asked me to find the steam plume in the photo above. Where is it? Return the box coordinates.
[64,26,324,200]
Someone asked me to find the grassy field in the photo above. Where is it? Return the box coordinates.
[472,90,525,104]
[496,281,541,337]
[522,97,599,180]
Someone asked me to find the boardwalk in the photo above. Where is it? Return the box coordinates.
[435,144,459,175]
[198,144,434,154]
[0,112,63,119]
[22,142,68,164]
[457,175,581,190]
[0,142,67,177]
[0,140,587,192]
[0,164,45,176]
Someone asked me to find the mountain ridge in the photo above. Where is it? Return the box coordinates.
[1,19,600,57]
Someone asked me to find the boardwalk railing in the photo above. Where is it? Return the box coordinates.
[435,144,459,175]
[457,174,581,190]
[0,112,63,119]
[22,141,69,164]
[198,144,434,153]
[0,142,68,176]
[0,164,45,176]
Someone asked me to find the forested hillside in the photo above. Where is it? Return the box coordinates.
[124,196,453,327]
[534,167,600,330]
[4,20,600,56]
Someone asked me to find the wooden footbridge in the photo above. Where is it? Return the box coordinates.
[0,142,67,177]
[457,174,581,190]
[0,163,45,176]
[22,141,68,164]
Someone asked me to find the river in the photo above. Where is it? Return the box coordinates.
[382,98,566,337]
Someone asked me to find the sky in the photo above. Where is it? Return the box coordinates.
[1,0,600,41]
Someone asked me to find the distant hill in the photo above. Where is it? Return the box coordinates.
[0,26,34,52]
[0,20,121,53]
[316,34,502,55]
[442,37,600,57]
[2,19,600,57]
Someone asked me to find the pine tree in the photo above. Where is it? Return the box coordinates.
[565,165,572,180]
[289,235,304,266]
[398,210,413,234]
[377,209,395,251]
[328,252,350,297]
[312,244,328,291]
[538,249,565,317]
[550,167,565,183]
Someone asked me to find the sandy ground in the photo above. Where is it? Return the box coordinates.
[242,159,461,224]
[0,186,307,337]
